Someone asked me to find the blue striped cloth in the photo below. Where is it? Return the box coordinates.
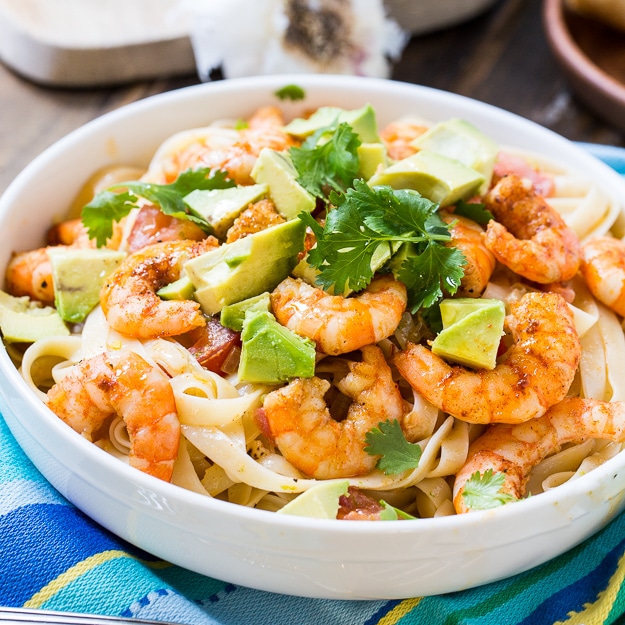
[1,145,625,625]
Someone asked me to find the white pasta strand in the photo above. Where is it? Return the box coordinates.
[181,424,318,493]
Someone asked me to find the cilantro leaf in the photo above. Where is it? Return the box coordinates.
[364,419,422,475]
[453,199,494,225]
[82,168,234,247]
[82,190,137,248]
[396,241,466,311]
[274,84,306,101]
[299,180,465,309]
[379,501,417,520]
[290,122,361,199]
[299,203,390,294]
[461,469,518,510]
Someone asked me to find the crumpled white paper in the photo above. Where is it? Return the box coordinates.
[172,0,408,80]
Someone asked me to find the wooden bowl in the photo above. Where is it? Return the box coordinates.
[543,0,625,132]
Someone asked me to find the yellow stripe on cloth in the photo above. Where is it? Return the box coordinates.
[556,550,625,625]
[23,550,170,608]
[377,597,423,624]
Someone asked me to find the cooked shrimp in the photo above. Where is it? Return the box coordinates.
[259,345,405,479]
[100,238,218,339]
[453,396,625,513]
[379,119,428,161]
[443,212,495,297]
[483,174,581,283]
[225,198,285,243]
[46,351,179,481]
[271,274,408,356]
[46,218,95,247]
[394,292,581,424]
[165,106,297,186]
[5,247,56,305]
[580,236,625,317]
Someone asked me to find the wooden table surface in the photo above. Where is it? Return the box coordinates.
[1,0,624,197]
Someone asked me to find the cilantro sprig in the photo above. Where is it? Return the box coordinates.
[453,198,493,225]
[290,122,361,199]
[82,168,234,247]
[461,469,518,510]
[274,84,306,101]
[299,180,466,311]
[364,419,422,475]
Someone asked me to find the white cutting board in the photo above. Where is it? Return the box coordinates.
[0,0,197,87]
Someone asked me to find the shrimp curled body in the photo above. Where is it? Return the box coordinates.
[260,345,405,479]
[271,275,408,356]
[394,292,581,424]
[100,238,217,339]
[453,397,625,513]
[46,351,179,482]
[483,174,581,283]
[444,213,496,297]
[580,236,625,317]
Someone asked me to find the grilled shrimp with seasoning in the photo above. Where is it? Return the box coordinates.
[259,345,406,479]
[46,351,179,482]
[394,292,581,425]
[453,396,625,513]
[100,237,218,339]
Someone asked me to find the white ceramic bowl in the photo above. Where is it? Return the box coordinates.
[2,75,625,600]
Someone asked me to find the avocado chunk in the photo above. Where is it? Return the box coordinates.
[411,118,499,194]
[284,104,380,143]
[238,310,316,383]
[431,298,505,370]
[250,148,316,220]
[157,274,195,301]
[276,480,349,518]
[184,219,306,315]
[367,149,485,207]
[220,292,271,332]
[48,248,126,323]
[357,143,389,180]
[0,290,69,342]
[184,183,269,239]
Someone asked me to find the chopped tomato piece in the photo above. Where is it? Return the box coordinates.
[493,152,555,198]
[185,317,241,374]
[127,205,207,252]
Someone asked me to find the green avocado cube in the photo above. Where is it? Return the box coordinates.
[284,104,380,143]
[157,274,195,301]
[411,118,499,195]
[357,143,389,180]
[367,149,485,207]
[276,480,349,518]
[184,183,269,239]
[431,298,505,370]
[250,148,316,220]
[0,290,69,342]
[220,292,271,332]
[238,311,316,383]
[183,219,306,315]
[48,248,126,323]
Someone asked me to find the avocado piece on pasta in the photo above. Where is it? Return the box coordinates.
[0,290,69,342]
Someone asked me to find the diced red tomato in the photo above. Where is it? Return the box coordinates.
[493,152,555,198]
[337,486,385,521]
[184,317,241,375]
[127,205,207,252]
